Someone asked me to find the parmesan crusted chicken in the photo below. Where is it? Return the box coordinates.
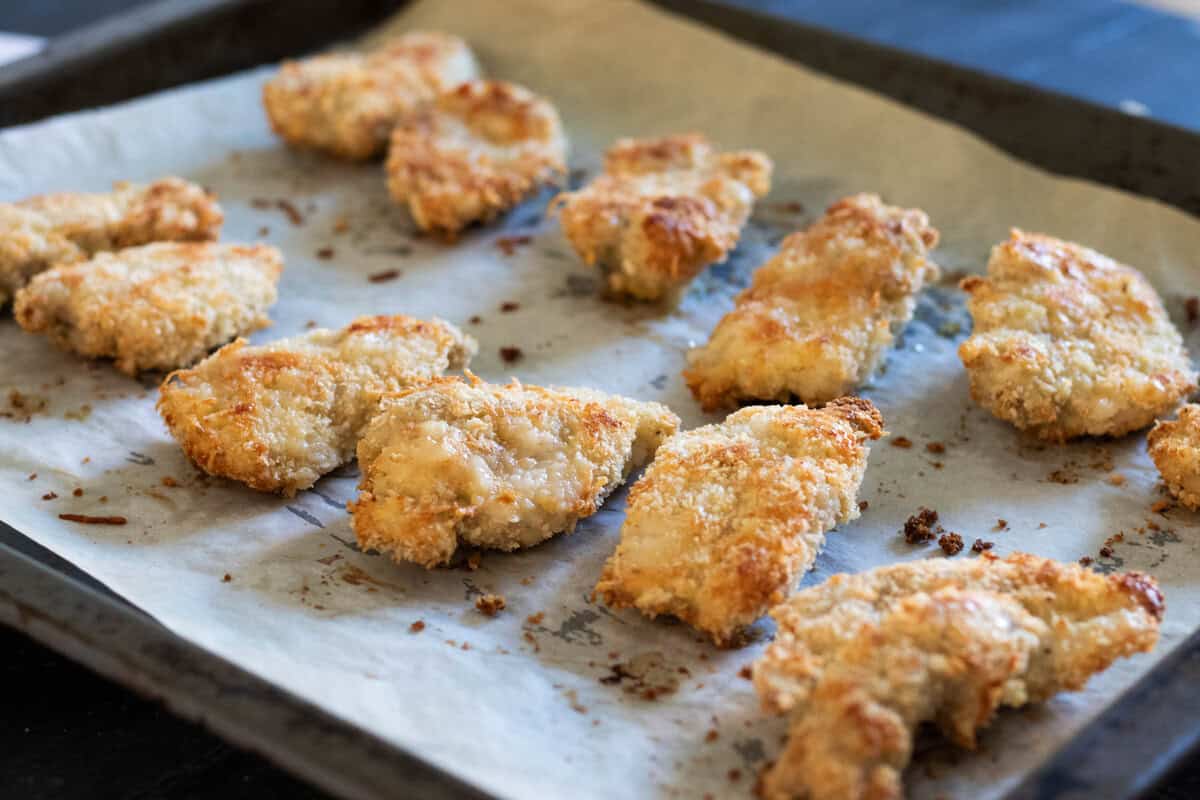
[157,315,476,495]
[551,133,772,301]
[1148,404,1200,510]
[684,194,940,410]
[595,397,884,645]
[262,31,479,160]
[959,230,1195,441]
[15,242,281,375]
[754,553,1163,800]
[0,178,222,305]
[349,376,680,568]
[385,79,567,236]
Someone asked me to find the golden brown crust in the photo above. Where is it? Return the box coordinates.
[157,315,476,495]
[753,553,1162,800]
[958,230,1196,441]
[1148,403,1200,509]
[385,80,567,235]
[683,193,939,410]
[0,178,222,305]
[595,397,884,645]
[349,375,679,568]
[262,31,479,160]
[15,242,280,375]
[551,133,772,301]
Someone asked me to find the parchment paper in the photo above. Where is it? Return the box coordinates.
[3,1,1199,798]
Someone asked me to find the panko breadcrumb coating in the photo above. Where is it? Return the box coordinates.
[15,242,281,375]
[683,194,939,410]
[595,397,884,645]
[262,31,479,160]
[551,133,772,301]
[1148,404,1200,509]
[157,315,476,496]
[959,230,1196,441]
[0,178,222,305]
[385,80,567,236]
[754,553,1162,800]
[349,375,679,568]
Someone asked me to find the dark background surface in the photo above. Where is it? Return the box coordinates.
[2,1,1199,798]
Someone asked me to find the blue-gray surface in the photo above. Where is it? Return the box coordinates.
[731,0,1200,131]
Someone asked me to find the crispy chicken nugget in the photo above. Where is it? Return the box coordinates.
[262,32,479,160]
[349,375,680,568]
[157,315,476,496]
[595,397,884,645]
[551,133,772,301]
[1148,404,1200,509]
[385,79,567,236]
[0,178,222,305]
[754,553,1162,800]
[15,242,280,375]
[959,230,1196,441]
[683,194,939,410]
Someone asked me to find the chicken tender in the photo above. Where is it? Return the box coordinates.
[753,553,1163,800]
[684,194,940,410]
[551,133,772,301]
[1148,404,1200,509]
[0,178,222,305]
[595,397,884,645]
[385,80,567,236]
[349,376,680,568]
[262,32,479,160]
[157,315,476,496]
[15,242,281,375]
[959,230,1196,441]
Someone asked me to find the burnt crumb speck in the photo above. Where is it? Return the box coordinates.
[368,269,401,283]
[469,315,482,325]
[891,436,913,449]
[316,247,335,260]
[475,593,506,616]
[1080,556,1094,566]
[1047,468,1079,485]
[705,729,719,743]
[41,492,57,501]
[500,346,524,364]
[500,301,521,312]
[971,539,994,553]
[903,507,941,544]
[526,612,545,625]
[276,199,304,226]
[938,532,964,556]
[495,235,532,256]
[222,573,232,583]
[409,620,426,633]
[994,518,1008,531]
[858,500,869,512]
[1186,297,1199,325]
[72,488,83,497]
[1099,545,1115,558]
[738,666,753,680]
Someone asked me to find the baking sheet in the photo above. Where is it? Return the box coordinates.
[2,1,1200,797]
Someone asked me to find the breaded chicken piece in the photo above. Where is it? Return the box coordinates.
[349,375,680,568]
[385,80,567,236]
[1148,404,1200,509]
[959,230,1196,441]
[595,397,884,645]
[684,194,940,410]
[753,553,1163,800]
[262,32,479,160]
[15,242,281,375]
[0,178,222,305]
[157,315,476,496]
[551,133,772,301]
